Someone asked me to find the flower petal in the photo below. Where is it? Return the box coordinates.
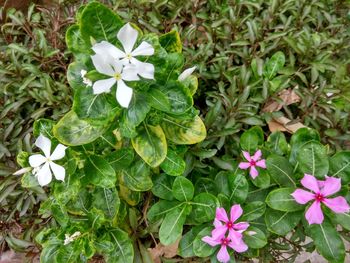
[36,162,52,186]
[323,197,350,213]
[212,225,227,240]
[305,201,324,224]
[117,23,138,54]
[250,166,259,179]
[301,174,319,193]
[214,218,222,228]
[228,239,248,253]
[242,151,251,162]
[116,80,133,108]
[29,154,46,168]
[291,189,315,204]
[321,176,341,197]
[91,54,115,76]
[92,78,116,95]
[92,41,125,58]
[230,204,243,222]
[238,162,250,169]
[216,207,229,223]
[35,135,51,157]
[228,228,242,245]
[201,236,220,247]
[252,150,262,161]
[217,245,230,263]
[178,66,196,81]
[234,222,249,232]
[121,65,140,81]
[256,159,266,169]
[130,58,155,79]
[131,41,154,56]
[50,162,65,181]
[50,144,67,161]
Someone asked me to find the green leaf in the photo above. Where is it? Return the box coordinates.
[182,75,198,96]
[250,169,270,189]
[308,219,345,263]
[189,193,219,223]
[228,171,248,203]
[147,87,171,112]
[80,2,124,44]
[65,24,90,54]
[131,124,167,167]
[266,155,296,187]
[297,141,329,179]
[147,200,182,222]
[266,131,289,155]
[83,154,116,188]
[215,171,230,196]
[265,208,302,236]
[159,204,191,245]
[162,115,206,145]
[263,51,285,79]
[122,92,151,130]
[120,159,153,191]
[106,148,134,171]
[119,184,141,206]
[178,226,204,258]
[152,174,175,201]
[160,149,186,176]
[172,176,194,202]
[329,151,350,183]
[265,188,304,212]
[73,85,120,122]
[333,212,350,231]
[33,119,55,138]
[194,178,217,196]
[159,30,182,53]
[239,126,264,153]
[40,240,61,263]
[92,187,120,220]
[193,226,217,257]
[104,228,134,263]
[53,111,108,146]
[243,226,267,249]
[17,151,30,168]
[21,172,39,188]
[241,201,266,221]
[161,81,193,115]
[290,128,320,164]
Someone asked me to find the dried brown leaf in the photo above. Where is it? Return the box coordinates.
[148,239,180,263]
[263,88,301,112]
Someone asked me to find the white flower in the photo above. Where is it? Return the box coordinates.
[92,23,155,80]
[90,53,139,108]
[64,231,81,245]
[178,66,196,81]
[28,134,67,186]
[13,167,32,176]
[80,69,92,87]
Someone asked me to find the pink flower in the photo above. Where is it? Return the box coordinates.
[202,235,248,263]
[212,205,249,245]
[292,174,350,225]
[238,150,266,179]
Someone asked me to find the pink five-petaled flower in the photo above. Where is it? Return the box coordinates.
[238,150,266,179]
[212,205,250,245]
[202,235,247,263]
[292,174,350,224]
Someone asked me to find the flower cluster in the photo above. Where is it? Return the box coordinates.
[292,174,350,224]
[202,205,249,263]
[238,149,266,179]
[86,23,155,108]
[28,135,67,186]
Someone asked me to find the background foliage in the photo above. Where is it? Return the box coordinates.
[1,0,350,261]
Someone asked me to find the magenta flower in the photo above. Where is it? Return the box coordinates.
[292,174,350,224]
[202,235,248,263]
[212,205,249,244]
[238,150,266,179]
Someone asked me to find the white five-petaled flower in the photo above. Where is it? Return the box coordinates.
[80,69,92,87]
[28,134,67,186]
[90,23,155,108]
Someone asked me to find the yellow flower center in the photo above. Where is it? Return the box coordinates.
[114,73,122,80]
[126,53,132,59]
